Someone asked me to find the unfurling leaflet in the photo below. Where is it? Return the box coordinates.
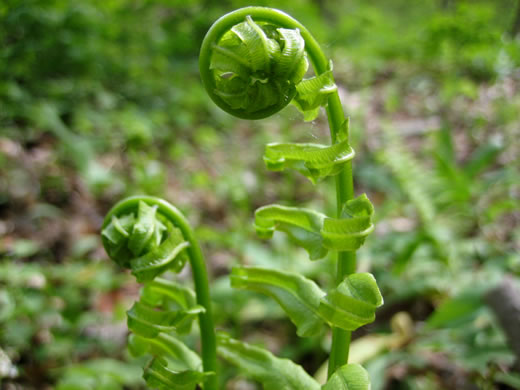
[230,267,383,337]
[254,194,375,260]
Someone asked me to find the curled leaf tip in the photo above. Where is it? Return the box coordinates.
[263,138,355,184]
[201,11,308,119]
[319,272,383,331]
[101,198,189,282]
[254,194,375,260]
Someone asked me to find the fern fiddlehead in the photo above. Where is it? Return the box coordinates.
[100,7,382,390]
[200,6,382,388]
[102,196,218,390]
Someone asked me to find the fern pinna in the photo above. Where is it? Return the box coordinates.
[101,7,383,389]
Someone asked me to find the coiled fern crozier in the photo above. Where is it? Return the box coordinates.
[101,7,382,390]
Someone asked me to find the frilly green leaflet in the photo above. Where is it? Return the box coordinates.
[231,266,325,337]
[254,194,375,259]
[140,278,196,311]
[322,194,375,251]
[319,273,383,331]
[254,204,327,259]
[230,267,383,334]
[292,69,337,121]
[128,333,202,372]
[127,301,204,339]
[264,139,355,184]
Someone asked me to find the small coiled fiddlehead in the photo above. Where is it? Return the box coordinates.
[102,196,218,390]
[200,14,307,119]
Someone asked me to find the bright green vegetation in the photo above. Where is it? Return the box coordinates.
[1,0,519,389]
[97,8,382,388]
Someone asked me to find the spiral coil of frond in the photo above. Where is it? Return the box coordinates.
[200,9,310,119]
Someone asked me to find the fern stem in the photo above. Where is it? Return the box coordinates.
[103,196,218,390]
[326,98,356,378]
[200,6,357,379]
[301,19,357,376]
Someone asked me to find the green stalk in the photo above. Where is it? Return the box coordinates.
[326,94,356,377]
[288,22,357,378]
[103,196,218,390]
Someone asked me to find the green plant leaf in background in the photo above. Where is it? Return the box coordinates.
[217,333,321,390]
[322,363,370,390]
[426,291,484,329]
[56,359,143,390]
[142,358,212,390]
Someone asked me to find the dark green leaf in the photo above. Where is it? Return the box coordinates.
[426,292,483,329]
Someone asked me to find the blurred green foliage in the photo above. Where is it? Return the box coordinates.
[1,0,519,388]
